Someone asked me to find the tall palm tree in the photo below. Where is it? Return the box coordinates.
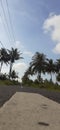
[30,52,46,82]
[8,48,23,78]
[0,48,9,73]
[55,59,60,73]
[56,73,60,82]
[46,59,55,82]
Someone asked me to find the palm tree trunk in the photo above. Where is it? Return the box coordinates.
[37,72,41,82]
[0,62,3,74]
[9,62,13,79]
[50,72,52,82]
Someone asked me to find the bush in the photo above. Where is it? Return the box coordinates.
[0,73,7,80]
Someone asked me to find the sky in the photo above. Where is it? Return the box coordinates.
[0,0,60,81]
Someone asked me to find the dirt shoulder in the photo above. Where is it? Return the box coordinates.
[0,92,60,130]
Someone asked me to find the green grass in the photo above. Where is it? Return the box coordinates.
[42,82,60,92]
[0,79,20,86]
[22,81,60,92]
[0,79,60,92]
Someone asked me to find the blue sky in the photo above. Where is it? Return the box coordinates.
[0,0,60,81]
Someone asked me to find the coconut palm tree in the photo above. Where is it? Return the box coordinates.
[0,48,9,73]
[55,59,60,73]
[56,73,60,82]
[30,52,46,82]
[8,48,23,78]
[46,59,55,82]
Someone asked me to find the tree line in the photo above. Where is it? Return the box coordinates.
[22,52,60,84]
[0,48,60,83]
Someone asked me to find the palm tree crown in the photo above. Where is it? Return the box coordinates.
[0,48,9,73]
[55,59,60,73]
[8,48,23,78]
[30,52,46,82]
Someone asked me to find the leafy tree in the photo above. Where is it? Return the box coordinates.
[0,73,7,80]
[22,73,29,84]
[24,66,33,78]
[10,70,18,80]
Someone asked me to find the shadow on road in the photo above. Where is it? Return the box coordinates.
[38,122,49,126]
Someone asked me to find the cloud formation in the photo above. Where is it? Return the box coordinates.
[13,62,27,72]
[13,62,28,81]
[1,62,28,82]
[15,41,33,57]
[43,14,60,54]
[53,43,60,54]
[15,41,24,49]
[24,51,33,57]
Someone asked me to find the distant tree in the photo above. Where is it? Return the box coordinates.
[22,73,29,84]
[24,66,33,78]
[34,79,40,84]
[0,73,7,80]
[11,70,18,80]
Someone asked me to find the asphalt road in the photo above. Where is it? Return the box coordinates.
[0,85,60,107]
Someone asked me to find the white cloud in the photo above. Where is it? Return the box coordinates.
[43,14,60,41]
[15,40,24,49]
[15,41,33,57]
[43,14,60,54]
[1,65,9,74]
[0,17,2,24]
[13,62,28,81]
[53,43,60,54]
[1,62,28,82]
[24,51,33,57]
[13,62,27,71]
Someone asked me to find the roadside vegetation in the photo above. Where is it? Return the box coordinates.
[22,52,60,91]
[0,48,60,91]
[0,47,23,85]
